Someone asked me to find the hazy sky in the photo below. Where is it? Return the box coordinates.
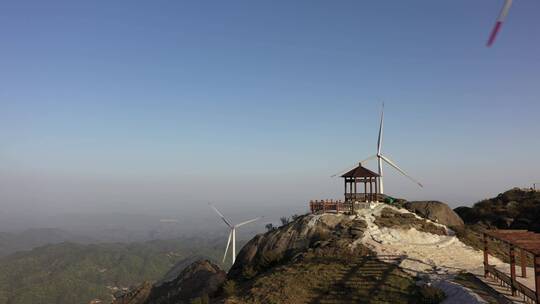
[1,1,539,225]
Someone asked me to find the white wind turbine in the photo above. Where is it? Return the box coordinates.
[332,103,423,194]
[209,204,260,265]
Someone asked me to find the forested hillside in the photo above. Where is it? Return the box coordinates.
[0,238,224,304]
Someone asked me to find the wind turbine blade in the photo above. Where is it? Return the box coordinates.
[209,203,233,228]
[377,102,384,155]
[235,217,260,227]
[360,154,378,164]
[487,0,513,47]
[379,154,423,188]
[223,230,232,263]
[331,155,377,178]
[331,163,357,178]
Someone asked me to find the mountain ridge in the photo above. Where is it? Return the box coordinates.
[114,202,479,304]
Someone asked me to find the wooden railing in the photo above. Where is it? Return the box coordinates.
[485,264,537,303]
[309,200,350,213]
[344,193,383,202]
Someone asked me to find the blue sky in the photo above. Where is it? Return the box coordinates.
[1,1,539,220]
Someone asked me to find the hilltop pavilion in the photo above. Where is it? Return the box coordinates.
[309,163,380,214]
[341,163,380,205]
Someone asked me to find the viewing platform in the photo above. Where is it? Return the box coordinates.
[309,163,382,214]
[309,199,380,214]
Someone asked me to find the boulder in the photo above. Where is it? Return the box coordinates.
[405,201,464,229]
[155,255,208,286]
[112,259,226,304]
[145,259,226,304]
[453,206,477,224]
[228,213,369,280]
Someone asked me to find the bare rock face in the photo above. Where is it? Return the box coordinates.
[156,255,208,286]
[228,213,369,280]
[145,259,225,303]
[404,201,464,229]
[112,259,226,304]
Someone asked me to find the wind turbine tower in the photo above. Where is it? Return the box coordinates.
[210,204,260,265]
[333,103,423,195]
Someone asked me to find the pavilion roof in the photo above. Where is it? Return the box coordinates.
[485,230,540,256]
[341,164,379,178]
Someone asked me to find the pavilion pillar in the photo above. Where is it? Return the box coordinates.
[369,178,373,202]
[364,181,367,202]
[350,180,353,195]
[372,177,375,201]
[534,255,540,304]
[374,179,378,202]
[483,233,489,278]
[373,177,376,201]
[352,179,356,214]
[510,245,516,296]
[521,249,527,278]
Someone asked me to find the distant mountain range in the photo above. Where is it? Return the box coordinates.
[0,228,95,257]
[0,211,267,256]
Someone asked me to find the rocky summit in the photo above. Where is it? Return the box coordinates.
[111,199,525,304]
[228,212,371,280]
[454,188,540,231]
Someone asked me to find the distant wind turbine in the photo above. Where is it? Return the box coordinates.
[159,219,179,223]
[332,103,423,194]
[209,203,260,265]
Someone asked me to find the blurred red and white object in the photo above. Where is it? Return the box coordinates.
[487,0,513,47]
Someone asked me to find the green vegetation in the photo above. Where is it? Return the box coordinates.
[264,223,275,231]
[222,280,238,298]
[415,285,446,304]
[0,239,222,304]
[454,188,540,231]
[374,208,447,235]
[453,224,510,263]
[190,294,210,304]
